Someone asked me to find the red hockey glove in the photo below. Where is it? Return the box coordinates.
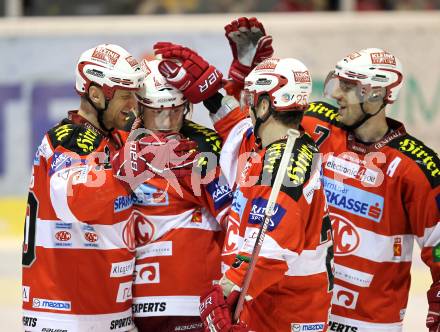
[112,132,198,191]
[225,17,274,86]
[427,281,440,332]
[199,285,248,332]
[154,42,223,104]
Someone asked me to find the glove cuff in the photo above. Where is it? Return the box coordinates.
[228,61,252,85]
[203,92,224,114]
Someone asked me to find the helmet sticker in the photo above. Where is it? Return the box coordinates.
[370,52,396,66]
[293,71,311,83]
[91,46,120,66]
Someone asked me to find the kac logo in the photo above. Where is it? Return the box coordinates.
[330,213,360,256]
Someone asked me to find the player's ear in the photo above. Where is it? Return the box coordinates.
[257,96,271,118]
[88,85,105,107]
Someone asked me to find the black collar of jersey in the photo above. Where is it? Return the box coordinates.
[347,117,406,154]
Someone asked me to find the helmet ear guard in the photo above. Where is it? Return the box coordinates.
[367,88,385,103]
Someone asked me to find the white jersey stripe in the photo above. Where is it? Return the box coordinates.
[132,296,200,317]
[35,218,131,250]
[330,314,403,332]
[23,308,133,332]
[240,227,331,276]
[418,222,440,248]
[143,207,221,243]
[346,227,414,263]
[219,118,253,188]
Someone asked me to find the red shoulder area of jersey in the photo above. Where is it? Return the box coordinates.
[387,133,440,188]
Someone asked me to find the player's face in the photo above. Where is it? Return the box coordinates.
[104,89,138,130]
[141,104,185,132]
[328,79,366,126]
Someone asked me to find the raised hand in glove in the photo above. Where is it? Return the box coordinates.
[199,285,248,332]
[427,281,440,332]
[154,42,223,104]
[225,17,274,88]
[111,132,198,192]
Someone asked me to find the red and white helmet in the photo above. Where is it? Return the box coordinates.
[136,59,187,109]
[325,48,403,104]
[240,58,312,112]
[75,44,145,100]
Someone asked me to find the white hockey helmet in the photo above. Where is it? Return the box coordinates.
[324,48,403,104]
[75,44,145,100]
[136,59,187,109]
[240,57,312,113]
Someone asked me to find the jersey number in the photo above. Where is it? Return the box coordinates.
[22,192,38,267]
[314,125,330,147]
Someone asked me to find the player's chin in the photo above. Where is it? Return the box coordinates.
[114,116,129,130]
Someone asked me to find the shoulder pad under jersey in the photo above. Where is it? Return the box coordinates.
[181,120,222,157]
[388,134,440,188]
[47,121,103,156]
[304,101,343,128]
[181,120,223,175]
[257,133,320,201]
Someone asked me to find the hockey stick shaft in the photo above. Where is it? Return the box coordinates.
[233,128,300,323]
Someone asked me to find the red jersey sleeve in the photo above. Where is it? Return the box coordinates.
[44,124,128,223]
[399,143,440,282]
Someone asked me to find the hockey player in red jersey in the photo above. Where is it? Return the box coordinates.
[301,48,440,332]
[196,55,333,331]
[129,58,232,332]
[22,44,196,332]
[154,18,333,331]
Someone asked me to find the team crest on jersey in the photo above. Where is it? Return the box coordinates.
[392,236,402,261]
[330,213,360,256]
[82,225,99,247]
[248,197,286,231]
[131,211,155,247]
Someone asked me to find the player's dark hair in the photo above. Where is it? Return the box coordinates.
[258,94,303,126]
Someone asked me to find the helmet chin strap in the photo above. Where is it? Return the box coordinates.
[344,101,386,131]
[251,106,272,144]
[86,94,114,133]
